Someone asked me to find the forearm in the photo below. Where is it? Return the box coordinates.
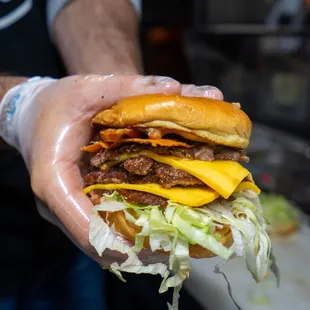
[0,76,27,101]
[0,76,57,152]
[53,0,143,75]
[0,76,27,148]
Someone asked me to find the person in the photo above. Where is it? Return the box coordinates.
[0,1,223,309]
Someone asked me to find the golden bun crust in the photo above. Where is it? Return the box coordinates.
[101,210,233,259]
[92,94,252,148]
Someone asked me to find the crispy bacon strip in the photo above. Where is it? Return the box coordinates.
[80,141,109,152]
[100,128,142,142]
[81,138,192,153]
[135,126,212,143]
[110,138,192,148]
[144,128,163,139]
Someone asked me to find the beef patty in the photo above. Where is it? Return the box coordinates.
[88,189,168,207]
[84,155,205,206]
[90,143,249,168]
[85,141,248,207]
[85,156,204,189]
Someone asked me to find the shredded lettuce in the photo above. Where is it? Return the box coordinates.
[89,190,278,310]
[214,255,242,310]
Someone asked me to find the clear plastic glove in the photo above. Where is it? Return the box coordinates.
[0,74,223,266]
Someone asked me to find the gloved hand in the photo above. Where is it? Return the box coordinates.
[0,74,223,266]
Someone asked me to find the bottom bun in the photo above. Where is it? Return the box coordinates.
[100,210,233,259]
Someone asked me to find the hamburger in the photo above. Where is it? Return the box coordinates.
[82,94,276,309]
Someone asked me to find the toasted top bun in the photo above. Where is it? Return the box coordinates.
[101,210,233,259]
[92,94,252,149]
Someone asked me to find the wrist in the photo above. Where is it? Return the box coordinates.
[0,77,57,151]
[0,77,28,102]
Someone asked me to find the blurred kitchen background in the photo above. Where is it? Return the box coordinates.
[116,1,310,309]
[140,0,310,213]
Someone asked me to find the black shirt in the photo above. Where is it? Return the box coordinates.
[0,0,65,77]
[0,0,72,296]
